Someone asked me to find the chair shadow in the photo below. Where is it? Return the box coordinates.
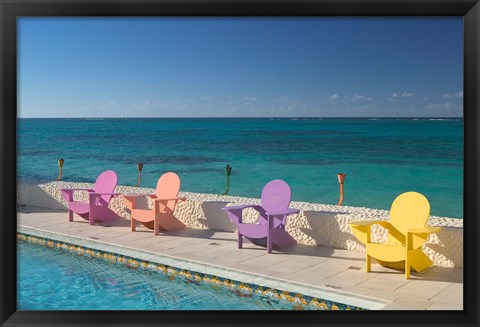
[198,201,236,232]
[425,226,463,269]
[281,209,364,261]
[369,263,463,283]
[414,265,463,283]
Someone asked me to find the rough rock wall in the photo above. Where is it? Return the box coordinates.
[17,181,463,268]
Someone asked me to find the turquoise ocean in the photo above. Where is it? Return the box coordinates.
[17,118,463,218]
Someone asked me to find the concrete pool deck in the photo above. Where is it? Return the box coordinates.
[17,206,463,311]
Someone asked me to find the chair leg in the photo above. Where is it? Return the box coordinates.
[238,232,243,249]
[405,233,411,279]
[131,218,136,232]
[267,216,273,254]
[366,254,371,272]
[89,208,94,225]
[365,227,371,272]
[405,252,411,279]
[68,209,73,222]
[154,218,159,236]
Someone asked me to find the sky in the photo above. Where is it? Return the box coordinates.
[18,17,463,118]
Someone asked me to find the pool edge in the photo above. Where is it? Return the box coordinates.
[17,225,391,310]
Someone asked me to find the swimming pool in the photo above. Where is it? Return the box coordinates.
[17,234,363,310]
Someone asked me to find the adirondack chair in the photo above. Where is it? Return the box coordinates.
[123,172,186,235]
[349,191,441,279]
[222,179,299,253]
[61,170,120,225]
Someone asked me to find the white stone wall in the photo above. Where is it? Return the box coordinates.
[17,181,463,268]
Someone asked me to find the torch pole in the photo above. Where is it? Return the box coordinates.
[56,159,65,181]
[337,173,346,206]
[222,164,232,195]
[136,163,144,187]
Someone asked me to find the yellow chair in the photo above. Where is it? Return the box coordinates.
[348,192,441,279]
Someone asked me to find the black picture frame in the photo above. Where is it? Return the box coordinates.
[1,0,479,326]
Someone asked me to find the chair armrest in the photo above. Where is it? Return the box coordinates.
[88,192,120,206]
[61,188,94,193]
[405,226,441,250]
[123,193,153,199]
[221,204,252,211]
[91,192,121,196]
[221,204,262,212]
[122,195,138,210]
[221,204,261,211]
[405,227,441,234]
[61,188,95,202]
[349,220,390,245]
[265,208,300,216]
[153,197,186,203]
[348,220,389,228]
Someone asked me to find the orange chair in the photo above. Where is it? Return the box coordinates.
[123,172,186,235]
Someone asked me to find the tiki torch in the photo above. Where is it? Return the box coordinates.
[56,159,65,181]
[135,163,144,187]
[222,164,232,195]
[337,173,346,206]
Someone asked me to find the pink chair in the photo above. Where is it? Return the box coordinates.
[123,172,186,235]
[61,170,120,225]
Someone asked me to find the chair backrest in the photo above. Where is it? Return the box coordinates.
[261,179,292,214]
[93,170,118,204]
[156,172,181,199]
[390,191,430,235]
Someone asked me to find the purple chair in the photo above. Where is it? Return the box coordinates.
[61,170,120,225]
[222,179,300,253]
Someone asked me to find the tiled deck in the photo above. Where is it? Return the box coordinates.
[17,206,463,310]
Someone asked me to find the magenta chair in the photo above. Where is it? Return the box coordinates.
[61,170,120,225]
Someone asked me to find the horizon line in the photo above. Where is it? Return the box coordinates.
[17,116,464,119]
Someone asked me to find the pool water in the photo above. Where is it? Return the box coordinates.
[17,241,320,310]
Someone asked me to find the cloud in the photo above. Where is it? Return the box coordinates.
[269,97,310,115]
[329,94,372,102]
[391,91,415,98]
[425,102,461,110]
[273,96,289,103]
[200,95,211,100]
[443,91,463,98]
[101,100,116,107]
[329,94,339,101]
[388,91,415,101]
[243,97,257,101]
[345,104,378,111]
[351,94,372,101]
[98,100,117,112]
